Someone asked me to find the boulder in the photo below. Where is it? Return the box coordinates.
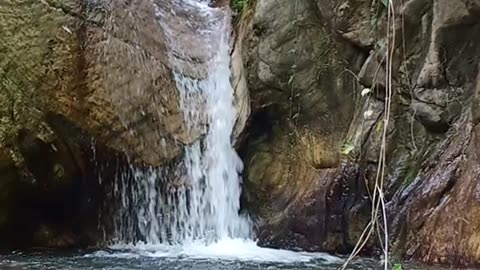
[0,0,250,248]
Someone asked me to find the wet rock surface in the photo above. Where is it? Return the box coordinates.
[238,0,480,266]
[237,0,361,253]
[0,0,248,248]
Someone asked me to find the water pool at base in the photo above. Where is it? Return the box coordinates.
[0,254,436,270]
[0,239,444,270]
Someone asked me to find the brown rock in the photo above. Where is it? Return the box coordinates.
[239,0,480,266]
[240,0,359,252]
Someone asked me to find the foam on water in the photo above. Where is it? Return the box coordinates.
[100,239,342,264]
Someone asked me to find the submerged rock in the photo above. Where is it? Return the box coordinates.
[33,224,77,248]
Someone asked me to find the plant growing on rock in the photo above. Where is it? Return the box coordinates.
[231,0,250,14]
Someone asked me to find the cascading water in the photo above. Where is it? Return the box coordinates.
[111,0,251,246]
[96,0,339,263]
[153,0,252,243]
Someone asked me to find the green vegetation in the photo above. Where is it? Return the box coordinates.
[340,142,355,156]
[393,263,403,270]
[404,162,420,186]
[231,0,250,14]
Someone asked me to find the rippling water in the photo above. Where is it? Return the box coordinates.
[0,251,407,270]
[0,239,443,270]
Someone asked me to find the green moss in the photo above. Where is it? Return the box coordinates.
[404,162,420,186]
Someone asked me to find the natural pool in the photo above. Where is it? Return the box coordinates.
[0,239,445,270]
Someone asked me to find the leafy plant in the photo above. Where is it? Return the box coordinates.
[231,0,250,14]
[376,119,384,133]
[393,263,403,270]
[341,142,355,156]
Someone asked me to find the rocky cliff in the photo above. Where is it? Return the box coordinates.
[237,0,480,266]
[0,0,246,248]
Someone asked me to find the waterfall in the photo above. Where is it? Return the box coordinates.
[111,0,251,245]
[96,1,340,264]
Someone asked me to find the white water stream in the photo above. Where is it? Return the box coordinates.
[107,0,340,264]
[152,0,251,243]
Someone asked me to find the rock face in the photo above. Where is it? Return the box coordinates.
[0,0,247,247]
[238,0,480,266]
[238,0,368,252]
[237,0,362,252]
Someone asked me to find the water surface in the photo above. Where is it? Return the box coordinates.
[0,252,396,270]
[0,240,444,270]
